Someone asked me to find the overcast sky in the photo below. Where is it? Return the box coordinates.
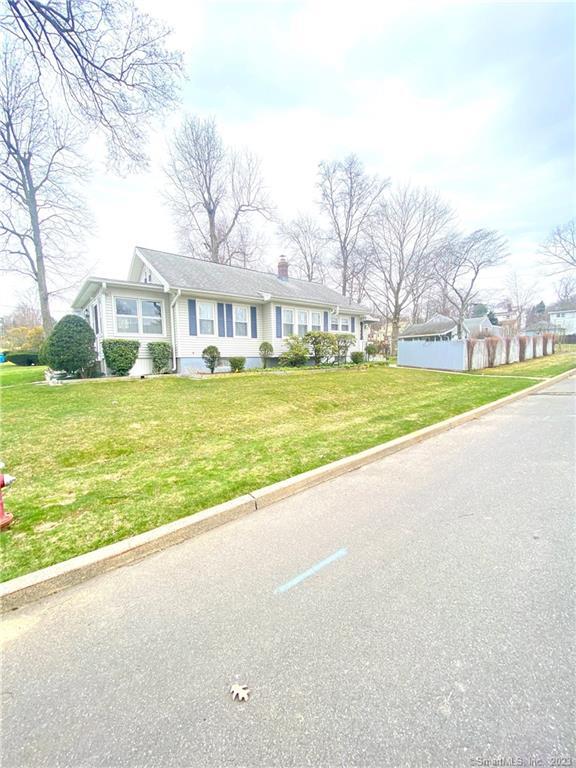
[2,0,574,317]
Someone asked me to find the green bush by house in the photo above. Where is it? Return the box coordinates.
[304,331,337,365]
[202,345,221,373]
[44,315,96,376]
[279,335,309,367]
[350,351,365,364]
[103,339,140,376]
[259,341,273,368]
[229,356,246,373]
[148,341,172,374]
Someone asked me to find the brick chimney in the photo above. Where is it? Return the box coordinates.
[277,255,289,280]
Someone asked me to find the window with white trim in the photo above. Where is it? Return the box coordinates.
[115,298,139,333]
[282,308,294,337]
[340,316,350,332]
[198,301,215,335]
[234,306,248,337]
[330,314,339,331]
[115,297,164,335]
[142,300,162,334]
[311,311,321,331]
[297,310,308,336]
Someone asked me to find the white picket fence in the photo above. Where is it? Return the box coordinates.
[398,335,552,372]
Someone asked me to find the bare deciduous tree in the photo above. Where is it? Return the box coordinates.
[504,271,537,332]
[0,46,89,333]
[555,275,576,304]
[278,214,327,282]
[438,229,508,338]
[365,185,453,350]
[317,154,388,297]
[2,0,182,167]
[165,116,273,265]
[540,219,576,273]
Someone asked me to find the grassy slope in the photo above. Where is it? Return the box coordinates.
[1,359,572,581]
[475,350,576,378]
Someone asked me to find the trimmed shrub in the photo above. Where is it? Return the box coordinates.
[350,351,365,365]
[466,338,477,370]
[304,331,337,365]
[148,341,172,373]
[229,356,246,373]
[518,336,528,362]
[278,335,309,367]
[5,351,39,366]
[364,342,378,361]
[335,333,355,365]
[259,341,273,368]
[44,315,96,376]
[103,339,140,376]
[202,345,221,374]
[485,337,500,368]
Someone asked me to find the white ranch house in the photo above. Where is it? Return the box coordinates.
[72,248,373,375]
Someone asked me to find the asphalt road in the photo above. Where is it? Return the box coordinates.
[2,377,575,768]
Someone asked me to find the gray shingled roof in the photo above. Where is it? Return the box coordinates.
[137,247,368,313]
[400,315,456,338]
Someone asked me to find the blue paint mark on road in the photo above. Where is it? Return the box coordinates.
[274,547,348,594]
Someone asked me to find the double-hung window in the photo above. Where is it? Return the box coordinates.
[311,311,321,331]
[330,314,339,331]
[340,316,350,332]
[198,302,215,335]
[234,306,248,337]
[115,298,139,333]
[115,297,163,334]
[297,310,308,336]
[142,301,163,334]
[282,308,294,337]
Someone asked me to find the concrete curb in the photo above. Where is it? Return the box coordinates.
[2,368,573,612]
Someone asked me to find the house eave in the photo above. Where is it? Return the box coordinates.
[72,278,167,309]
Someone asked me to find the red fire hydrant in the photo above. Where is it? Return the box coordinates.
[0,463,15,530]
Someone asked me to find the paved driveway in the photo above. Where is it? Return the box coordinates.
[2,377,575,767]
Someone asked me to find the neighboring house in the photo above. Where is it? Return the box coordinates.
[72,248,372,375]
[548,303,576,336]
[400,313,501,341]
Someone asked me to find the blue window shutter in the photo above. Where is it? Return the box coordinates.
[225,303,233,337]
[250,306,257,338]
[360,322,364,341]
[188,299,197,336]
[217,303,225,337]
[323,311,329,331]
[351,317,356,333]
[275,306,282,338]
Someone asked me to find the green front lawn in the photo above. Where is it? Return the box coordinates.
[475,350,576,379]
[0,361,569,581]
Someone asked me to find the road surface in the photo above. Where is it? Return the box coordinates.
[2,377,575,767]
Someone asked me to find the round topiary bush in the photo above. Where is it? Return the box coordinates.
[44,315,96,376]
[350,351,365,365]
[202,345,221,374]
[102,339,140,376]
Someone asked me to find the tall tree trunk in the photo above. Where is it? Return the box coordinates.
[208,207,219,262]
[391,313,400,355]
[23,159,53,333]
